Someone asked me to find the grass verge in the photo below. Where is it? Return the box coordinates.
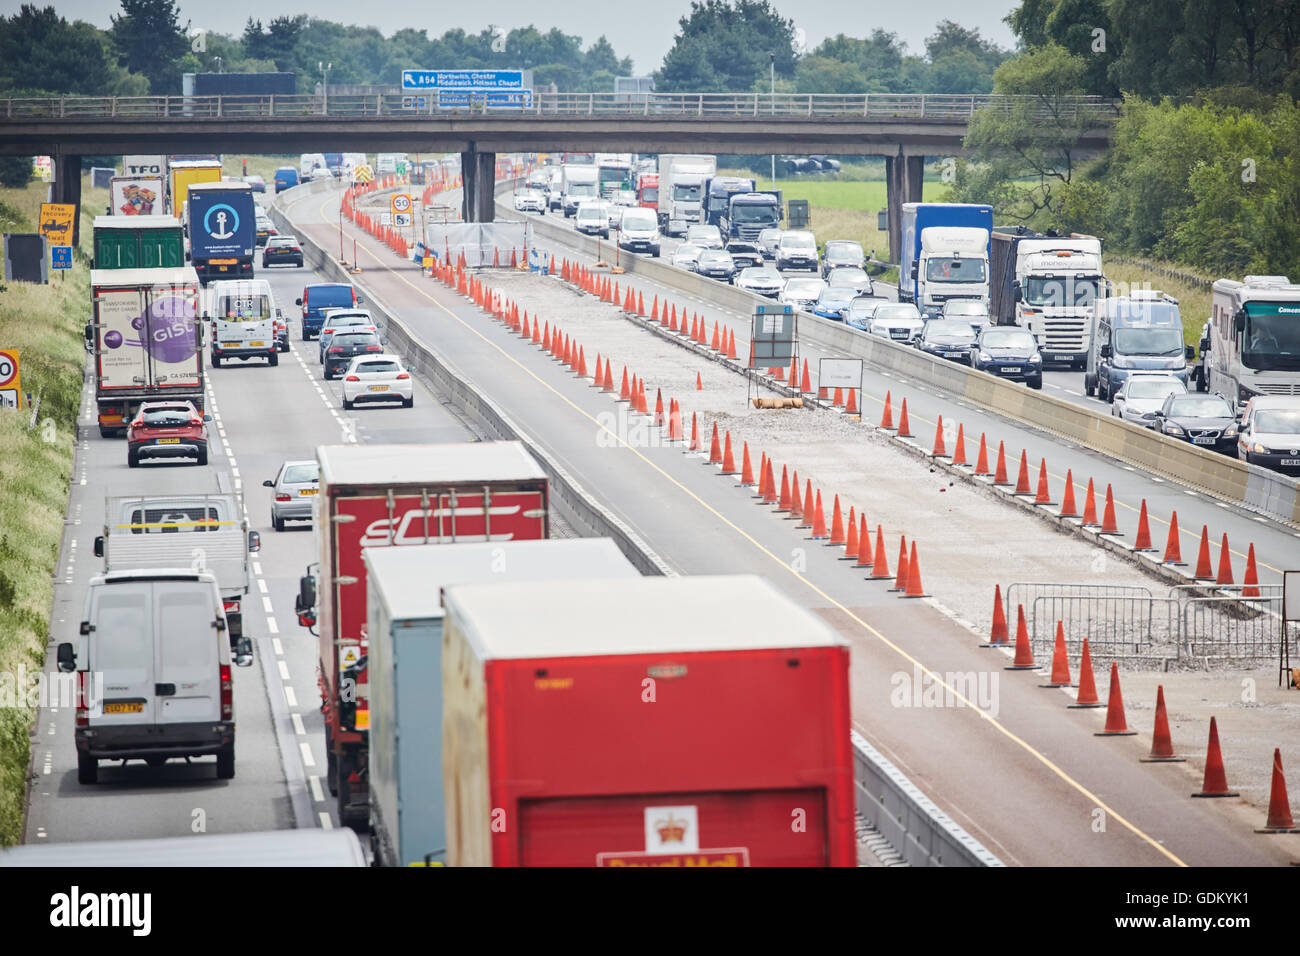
[0,176,100,846]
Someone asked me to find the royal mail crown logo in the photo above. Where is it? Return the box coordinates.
[655,814,689,844]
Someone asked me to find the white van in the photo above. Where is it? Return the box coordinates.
[299,153,327,177]
[205,278,279,368]
[58,569,253,785]
[376,153,408,175]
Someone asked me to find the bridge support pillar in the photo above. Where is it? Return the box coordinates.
[458,147,497,223]
[884,151,925,267]
[52,154,82,247]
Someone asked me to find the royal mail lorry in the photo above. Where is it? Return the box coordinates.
[441,575,855,866]
[89,267,204,437]
[294,442,550,830]
[365,538,640,866]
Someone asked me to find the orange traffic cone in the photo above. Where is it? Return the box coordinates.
[1242,544,1260,598]
[521,314,530,338]
[602,359,615,392]
[1081,478,1099,526]
[1191,717,1239,797]
[1215,533,1234,585]
[1013,450,1032,494]
[931,416,947,457]
[1100,484,1120,534]
[1193,525,1214,579]
[1040,621,1072,687]
[720,432,738,475]
[711,321,721,351]
[951,423,967,466]
[636,379,649,415]
[832,387,844,407]
[1095,662,1138,736]
[855,516,872,568]
[1140,686,1186,762]
[1256,749,1298,832]
[982,584,1009,647]
[896,398,912,438]
[974,434,990,476]
[810,491,828,540]
[880,391,894,429]
[788,471,802,521]
[800,359,811,394]
[1068,638,1103,708]
[667,400,683,441]
[726,328,738,360]
[1005,604,1036,670]
[1163,510,1184,565]
[577,346,588,379]
[827,495,845,546]
[869,525,891,579]
[889,535,909,592]
[762,458,778,504]
[776,465,791,512]
[845,389,858,416]
[1034,458,1053,505]
[739,441,755,486]
[652,296,660,322]
[708,423,722,464]
[842,507,858,559]
[696,371,703,391]
[993,441,1010,485]
[653,388,665,427]
[1134,499,1155,551]
[903,541,927,597]
[799,480,815,529]
[637,291,645,316]
[618,367,631,402]
[688,412,700,452]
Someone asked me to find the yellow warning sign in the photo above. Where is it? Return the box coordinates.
[39,203,76,245]
[352,164,374,184]
[422,256,434,269]
[339,646,361,670]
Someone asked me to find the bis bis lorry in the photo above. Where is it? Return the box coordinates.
[898,203,993,317]
[294,442,550,829]
[92,215,184,270]
[365,538,640,866]
[440,575,855,866]
[88,266,204,437]
[990,228,1104,367]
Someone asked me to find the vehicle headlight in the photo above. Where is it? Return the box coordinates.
[1028,353,1042,364]
[1163,422,1185,436]
[1223,424,1238,438]
[1251,442,1268,454]
[978,351,992,362]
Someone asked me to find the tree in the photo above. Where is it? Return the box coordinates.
[0,5,126,95]
[110,0,189,93]
[795,55,867,94]
[655,0,796,92]
[585,36,630,76]
[0,156,32,189]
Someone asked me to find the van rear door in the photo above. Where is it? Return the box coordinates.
[153,580,223,725]
[87,583,155,725]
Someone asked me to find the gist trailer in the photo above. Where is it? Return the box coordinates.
[442,575,855,866]
[294,442,549,830]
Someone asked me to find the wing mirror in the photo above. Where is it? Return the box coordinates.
[57,643,77,673]
[1234,309,1246,333]
[295,572,318,629]
[295,297,303,306]
[234,636,254,667]
[1100,344,1112,359]
[262,479,274,487]
[1185,344,1195,360]
[93,535,104,558]
[247,531,261,553]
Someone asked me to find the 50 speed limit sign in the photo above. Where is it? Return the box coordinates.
[0,349,21,410]
[390,193,411,214]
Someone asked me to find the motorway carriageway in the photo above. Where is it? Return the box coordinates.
[282,182,1298,867]
[29,252,479,842]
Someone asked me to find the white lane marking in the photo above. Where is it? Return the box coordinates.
[278,660,291,681]
[308,775,325,803]
[299,742,316,767]
[258,578,269,594]
[262,596,274,613]
[252,561,262,575]
[291,713,306,736]
[318,812,333,829]
[284,684,297,707]
[272,637,284,656]
[266,616,279,635]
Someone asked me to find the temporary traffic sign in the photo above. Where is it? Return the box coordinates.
[390,193,411,214]
[0,349,21,409]
[393,213,412,227]
[51,245,72,269]
[380,212,392,226]
[39,203,76,245]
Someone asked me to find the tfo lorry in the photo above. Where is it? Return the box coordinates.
[89,266,204,437]
[186,181,257,284]
[365,538,640,866]
[990,228,1104,367]
[441,575,856,866]
[203,278,279,368]
[1208,275,1300,405]
[293,442,550,830]
[898,203,993,316]
[93,493,260,648]
[657,154,717,235]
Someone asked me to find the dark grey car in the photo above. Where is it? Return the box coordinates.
[323,329,382,380]
[1153,393,1238,454]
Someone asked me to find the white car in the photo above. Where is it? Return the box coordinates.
[775,230,819,272]
[868,303,926,343]
[826,266,873,295]
[574,201,613,238]
[942,298,992,331]
[341,354,413,409]
[686,224,724,249]
[1112,374,1187,427]
[513,188,546,213]
[735,266,784,298]
[780,277,827,311]
[672,243,705,271]
[310,166,333,181]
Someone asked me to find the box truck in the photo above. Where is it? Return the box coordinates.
[168,160,222,218]
[559,163,599,217]
[293,442,550,830]
[89,266,204,437]
[186,181,257,284]
[92,215,185,270]
[365,538,641,866]
[441,575,856,867]
[109,175,165,217]
[658,154,716,235]
[898,203,993,315]
[989,228,1103,367]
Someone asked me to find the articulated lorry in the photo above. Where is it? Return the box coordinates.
[293,442,550,830]
[92,215,185,270]
[898,203,993,316]
[93,493,260,648]
[990,228,1104,367]
[658,154,716,235]
[89,266,204,437]
[186,181,257,284]
[109,175,165,217]
[720,189,783,241]
[1209,275,1300,404]
[168,160,222,219]
[441,575,856,866]
[365,538,640,866]
[701,176,754,227]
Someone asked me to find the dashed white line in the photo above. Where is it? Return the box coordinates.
[299,742,316,768]
[318,812,333,829]
[257,578,269,594]
[291,713,306,736]
[252,561,263,575]
[308,775,325,803]
[278,660,291,681]
[284,685,297,707]
[262,596,274,613]
[266,616,279,635]
[272,637,284,656]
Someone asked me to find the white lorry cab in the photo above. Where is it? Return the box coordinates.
[205,278,279,368]
[59,569,253,785]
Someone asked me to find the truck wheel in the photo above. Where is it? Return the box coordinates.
[127,446,140,468]
[77,753,98,785]
[326,731,339,797]
[98,425,115,439]
[268,351,279,367]
[216,744,235,780]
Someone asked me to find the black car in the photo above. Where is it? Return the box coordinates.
[323,329,382,380]
[262,236,304,268]
[971,327,1043,388]
[695,250,736,283]
[916,319,978,364]
[724,241,763,270]
[1153,393,1238,454]
[821,240,866,278]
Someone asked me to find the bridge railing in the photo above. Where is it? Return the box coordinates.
[1,92,1123,121]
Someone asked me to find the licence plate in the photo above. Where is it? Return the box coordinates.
[1053,354,1071,362]
[368,384,389,392]
[300,488,317,495]
[221,342,240,348]
[1282,459,1300,466]
[1193,436,1215,445]
[104,701,142,714]
[944,351,963,358]
[156,437,181,444]
[1002,366,1021,373]
[249,341,265,347]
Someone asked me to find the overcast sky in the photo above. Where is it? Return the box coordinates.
[22,1,1022,74]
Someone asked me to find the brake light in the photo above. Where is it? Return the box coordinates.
[220,664,232,720]
[322,328,334,335]
[329,346,343,353]
[190,417,202,426]
[395,373,409,379]
[365,345,381,351]
[355,698,369,731]
[75,671,88,727]
[344,375,360,382]
[275,493,291,501]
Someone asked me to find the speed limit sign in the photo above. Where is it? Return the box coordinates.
[0,349,20,409]
[390,193,411,214]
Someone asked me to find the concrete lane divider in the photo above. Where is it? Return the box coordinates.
[510,196,1299,528]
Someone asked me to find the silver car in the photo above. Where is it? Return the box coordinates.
[265,459,319,531]
[672,243,705,272]
[1112,374,1187,426]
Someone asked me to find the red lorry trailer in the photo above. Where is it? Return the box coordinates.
[441,574,855,866]
[295,442,549,830]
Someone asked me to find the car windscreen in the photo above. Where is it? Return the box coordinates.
[1126,378,1184,399]
[741,269,780,282]
[1167,397,1233,418]
[1115,328,1184,356]
[782,234,815,249]
[698,253,731,266]
[944,301,987,316]
[924,321,975,339]
[980,330,1035,349]
[310,287,354,308]
[621,213,656,230]
[332,333,379,348]
[731,204,776,222]
[828,269,868,285]
[282,464,318,484]
[141,407,193,425]
[354,360,401,374]
[785,281,823,296]
[1023,277,1100,307]
[826,243,863,260]
[1242,302,1300,371]
[1253,409,1300,432]
[874,306,922,322]
[675,245,701,259]
[215,294,271,320]
[672,183,701,201]
[127,505,220,533]
[849,298,884,315]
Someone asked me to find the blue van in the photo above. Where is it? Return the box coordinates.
[274,166,299,192]
[296,283,361,340]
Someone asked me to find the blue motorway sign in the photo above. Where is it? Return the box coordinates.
[402,70,525,91]
[51,245,72,269]
[403,90,532,110]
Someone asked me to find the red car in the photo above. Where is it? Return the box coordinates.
[127,400,211,468]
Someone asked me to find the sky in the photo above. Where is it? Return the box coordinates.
[20,1,1023,74]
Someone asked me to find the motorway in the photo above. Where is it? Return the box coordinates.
[274,180,1298,866]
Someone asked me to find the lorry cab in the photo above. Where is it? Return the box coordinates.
[915,228,990,317]
[59,569,252,785]
[1086,290,1192,402]
[206,278,279,367]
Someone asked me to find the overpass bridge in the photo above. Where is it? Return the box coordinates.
[1,91,1119,252]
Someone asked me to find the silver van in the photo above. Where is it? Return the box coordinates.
[58,569,253,785]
